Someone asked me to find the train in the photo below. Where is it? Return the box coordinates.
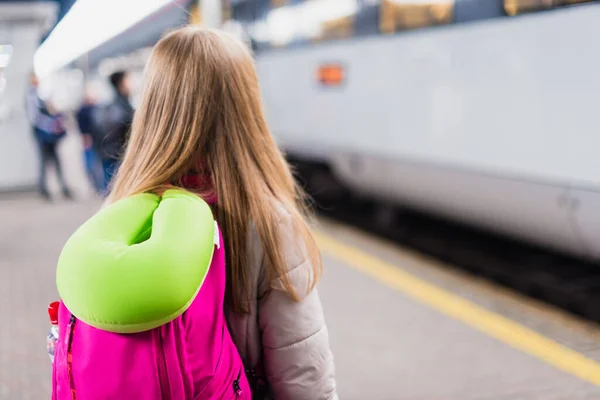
[229,0,600,261]
[47,0,600,261]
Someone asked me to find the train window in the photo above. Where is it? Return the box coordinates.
[271,0,289,7]
[318,14,356,41]
[504,0,597,16]
[231,1,257,25]
[454,0,505,23]
[504,0,552,15]
[222,0,233,22]
[379,0,454,34]
[354,3,381,36]
[247,0,361,47]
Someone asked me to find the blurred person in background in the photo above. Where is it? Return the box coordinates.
[97,70,134,192]
[25,72,72,201]
[76,87,104,194]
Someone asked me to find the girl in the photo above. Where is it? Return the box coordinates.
[108,26,338,399]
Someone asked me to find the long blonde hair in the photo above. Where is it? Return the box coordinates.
[108,26,322,313]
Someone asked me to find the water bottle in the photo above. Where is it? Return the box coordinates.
[47,301,59,363]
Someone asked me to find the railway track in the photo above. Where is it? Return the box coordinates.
[291,159,600,323]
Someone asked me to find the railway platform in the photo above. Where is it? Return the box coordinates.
[2,135,600,399]
[3,192,600,399]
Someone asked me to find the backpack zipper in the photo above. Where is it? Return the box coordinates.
[245,366,268,396]
[156,329,171,399]
[66,314,77,400]
[233,369,243,397]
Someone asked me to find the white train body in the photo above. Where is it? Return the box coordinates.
[246,2,600,260]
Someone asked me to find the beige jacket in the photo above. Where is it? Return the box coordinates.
[227,207,338,400]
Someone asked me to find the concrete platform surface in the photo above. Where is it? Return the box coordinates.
[2,195,600,399]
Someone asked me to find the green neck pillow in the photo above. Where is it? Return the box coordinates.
[56,189,216,334]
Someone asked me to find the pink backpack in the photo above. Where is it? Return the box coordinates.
[51,225,251,400]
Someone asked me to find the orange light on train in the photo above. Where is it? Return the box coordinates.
[317,64,345,86]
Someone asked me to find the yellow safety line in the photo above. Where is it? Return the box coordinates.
[315,231,600,387]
